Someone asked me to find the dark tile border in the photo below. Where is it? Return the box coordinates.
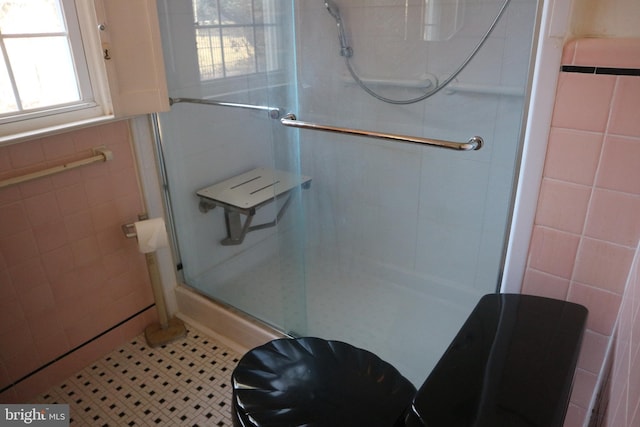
[562,65,640,76]
[0,304,155,394]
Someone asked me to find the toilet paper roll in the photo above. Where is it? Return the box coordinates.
[134,217,169,253]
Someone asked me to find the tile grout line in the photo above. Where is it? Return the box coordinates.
[33,325,241,427]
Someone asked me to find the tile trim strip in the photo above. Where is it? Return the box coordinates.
[561,65,640,76]
[0,304,155,395]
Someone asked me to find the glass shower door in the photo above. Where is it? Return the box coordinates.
[292,0,538,384]
[155,0,308,335]
[155,0,540,387]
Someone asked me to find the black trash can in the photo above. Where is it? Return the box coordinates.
[231,294,587,427]
[231,337,416,427]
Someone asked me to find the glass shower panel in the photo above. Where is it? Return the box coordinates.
[155,0,306,334]
[154,0,539,388]
[294,0,538,384]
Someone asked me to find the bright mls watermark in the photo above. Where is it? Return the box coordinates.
[1,405,69,426]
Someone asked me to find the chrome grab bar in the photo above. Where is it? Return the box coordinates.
[169,97,281,119]
[279,114,483,151]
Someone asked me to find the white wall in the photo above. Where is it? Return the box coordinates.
[571,0,640,37]
[295,0,537,297]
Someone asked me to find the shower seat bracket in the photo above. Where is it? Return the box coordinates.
[196,168,311,246]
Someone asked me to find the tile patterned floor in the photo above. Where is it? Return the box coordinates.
[34,325,242,426]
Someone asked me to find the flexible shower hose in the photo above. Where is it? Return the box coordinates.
[325,0,513,104]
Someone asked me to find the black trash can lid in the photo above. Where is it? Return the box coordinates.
[232,337,416,427]
[408,294,588,427]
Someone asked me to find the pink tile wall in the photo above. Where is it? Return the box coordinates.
[606,242,640,426]
[523,38,640,427]
[0,121,157,403]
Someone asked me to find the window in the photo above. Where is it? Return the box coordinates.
[192,0,280,81]
[0,0,169,144]
[0,0,100,124]
[0,0,116,143]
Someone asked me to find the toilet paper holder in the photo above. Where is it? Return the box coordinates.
[122,212,149,239]
[121,222,138,239]
[121,213,187,347]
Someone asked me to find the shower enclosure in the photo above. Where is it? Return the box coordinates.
[154,0,539,384]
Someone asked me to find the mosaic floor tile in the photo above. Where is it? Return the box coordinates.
[34,325,241,426]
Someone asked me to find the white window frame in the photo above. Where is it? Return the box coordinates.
[193,0,280,80]
[192,0,287,96]
[0,0,113,145]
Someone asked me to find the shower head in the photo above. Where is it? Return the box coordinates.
[323,0,352,57]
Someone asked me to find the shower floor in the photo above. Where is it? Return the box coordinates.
[191,239,479,385]
[34,325,239,426]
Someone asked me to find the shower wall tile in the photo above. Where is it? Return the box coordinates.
[296,0,534,300]
[564,403,588,427]
[571,368,598,409]
[18,178,54,199]
[521,268,570,300]
[416,219,483,288]
[7,140,46,169]
[573,238,634,294]
[0,202,29,237]
[524,37,640,427]
[50,169,81,192]
[606,241,640,426]
[535,179,591,234]
[543,129,603,186]
[0,120,156,402]
[576,330,609,375]
[475,226,510,290]
[528,226,580,279]
[551,72,616,132]
[153,99,281,281]
[501,0,538,88]
[10,268,44,297]
[584,189,640,247]
[419,154,491,229]
[565,38,640,69]
[55,184,89,215]
[491,98,526,166]
[0,230,40,265]
[609,76,640,136]
[567,282,621,336]
[41,133,75,161]
[596,135,640,194]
